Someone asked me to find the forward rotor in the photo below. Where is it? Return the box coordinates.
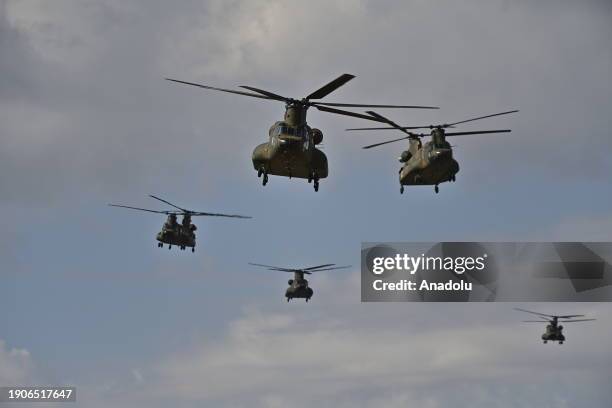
[514,308,596,323]
[249,262,351,274]
[109,195,252,219]
[349,109,517,149]
[166,74,439,123]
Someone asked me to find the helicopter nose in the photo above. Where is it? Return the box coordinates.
[431,148,451,160]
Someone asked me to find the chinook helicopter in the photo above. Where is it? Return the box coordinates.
[166,74,438,191]
[515,308,595,344]
[346,109,518,193]
[109,195,251,252]
[249,262,351,302]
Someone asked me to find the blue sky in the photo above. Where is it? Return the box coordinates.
[1,1,612,407]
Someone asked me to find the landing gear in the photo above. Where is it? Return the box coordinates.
[305,298,310,303]
[400,185,404,194]
[559,341,563,345]
[257,167,263,178]
[158,242,163,248]
[180,245,185,251]
[543,340,548,344]
[434,185,439,194]
[262,173,268,186]
[286,297,291,302]
[309,171,320,191]
[168,245,172,250]
[451,175,456,182]
[191,247,195,253]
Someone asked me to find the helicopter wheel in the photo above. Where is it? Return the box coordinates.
[559,341,563,345]
[192,247,195,253]
[262,173,268,186]
[286,297,290,302]
[435,185,439,194]
[305,298,310,303]
[168,245,171,250]
[257,167,263,178]
[543,340,547,344]
[158,242,162,248]
[313,180,319,192]
[400,185,404,194]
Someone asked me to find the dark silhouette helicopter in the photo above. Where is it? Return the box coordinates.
[109,195,251,252]
[249,262,351,302]
[515,308,595,344]
[347,109,518,193]
[166,74,438,191]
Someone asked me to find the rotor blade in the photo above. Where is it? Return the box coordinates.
[522,320,550,323]
[108,204,171,215]
[346,126,402,131]
[314,105,388,122]
[239,86,288,102]
[308,265,352,272]
[444,110,519,127]
[165,78,275,100]
[190,212,251,219]
[362,135,417,149]
[302,263,336,271]
[514,308,555,318]
[366,111,413,136]
[315,102,438,109]
[557,315,585,319]
[306,73,355,100]
[149,195,188,212]
[560,319,596,322]
[248,263,296,272]
[444,129,511,137]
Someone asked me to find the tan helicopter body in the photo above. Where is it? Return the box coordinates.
[166,74,437,191]
[348,110,518,193]
[249,262,351,302]
[252,117,328,186]
[109,195,251,253]
[155,213,197,250]
[515,308,596,344]
[398,129,459,189]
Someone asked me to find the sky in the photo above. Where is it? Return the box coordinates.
[1,0,612,407]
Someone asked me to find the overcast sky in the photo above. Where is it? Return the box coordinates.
[1,1,612,407]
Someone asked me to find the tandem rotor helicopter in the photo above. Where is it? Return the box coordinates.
[109,195,251,252]
[347,109,518,194]
[249,262,351,302]
[515,308,595,344]
[166,74,438,191]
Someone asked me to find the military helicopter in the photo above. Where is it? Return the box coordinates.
[109,195,251,252]
[515,308,595,344]
[249,262,351,302]
[346,109,518,193]
[166,74,438,191]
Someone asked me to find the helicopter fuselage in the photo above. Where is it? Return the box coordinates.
[285,272,314,301]
[399,139,459,187]
[155,216,197,251]
[252,119,328,181]
[542,323,565,343]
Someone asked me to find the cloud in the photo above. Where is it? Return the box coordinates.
[0,339,33,385]
[142,284,612,407]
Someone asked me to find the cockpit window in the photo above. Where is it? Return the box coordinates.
[280,126,297,136]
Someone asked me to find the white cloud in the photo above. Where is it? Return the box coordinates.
[0,339,33,385]
[143,291,612,407]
